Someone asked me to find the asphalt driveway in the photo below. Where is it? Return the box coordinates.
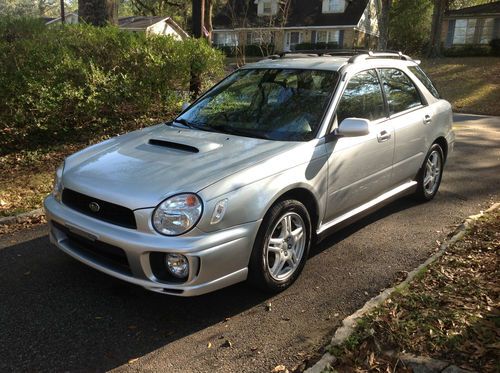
[0,114,498,373]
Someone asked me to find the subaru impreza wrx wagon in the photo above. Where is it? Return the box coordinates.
[44,51,455,296]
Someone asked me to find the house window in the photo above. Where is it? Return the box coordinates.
[285,31,303,51]
[324,0,345,13]
[453,18,476,44]
[480,18,494,44]
[248,30,274,45]
[258,0,276,16]
[315,30,340,44]
[213,32,238,46]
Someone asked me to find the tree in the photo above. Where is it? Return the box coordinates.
[78,0,118,25]
[378,0,392,50]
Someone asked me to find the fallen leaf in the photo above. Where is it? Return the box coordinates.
[128,358,139,364]
[271,365,288,373]
[207,342,212,349]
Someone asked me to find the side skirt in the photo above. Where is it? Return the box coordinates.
[316,181,418,239]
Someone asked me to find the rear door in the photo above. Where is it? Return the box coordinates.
[378,68,429,187]
[323,69,394,222]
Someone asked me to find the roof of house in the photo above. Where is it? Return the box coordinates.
[118,16,169,29]
[445,1,500,16]
[213,0,370,29]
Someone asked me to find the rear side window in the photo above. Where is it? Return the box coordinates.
[409,66,440,99]
[336,69,386,123]
[379,68,423,115]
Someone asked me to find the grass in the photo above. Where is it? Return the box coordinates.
[1,57,499,218]
[327,208,500,372]
[421,57,500,116]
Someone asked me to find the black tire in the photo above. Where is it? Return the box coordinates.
[414,143,444,202]
[248,199,312,293]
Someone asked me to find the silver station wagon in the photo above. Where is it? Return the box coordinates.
[44,51,455,296]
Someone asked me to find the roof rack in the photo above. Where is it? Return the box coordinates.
[268,49,370,59]
[266,49,413,63]
[347,50,412,63]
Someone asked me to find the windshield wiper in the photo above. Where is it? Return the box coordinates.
[170,118,215,132]
[210,125,272,140]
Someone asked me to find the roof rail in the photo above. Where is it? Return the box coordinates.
[267,49,370,59]
[348,51,413,63]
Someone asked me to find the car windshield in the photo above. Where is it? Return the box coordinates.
[175,68,339,141]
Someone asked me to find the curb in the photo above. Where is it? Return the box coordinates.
[0,208,45,226]
[305,202,500,373]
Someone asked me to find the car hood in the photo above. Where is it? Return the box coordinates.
[63,124,298,209]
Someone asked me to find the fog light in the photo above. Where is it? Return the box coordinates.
[165,253,189,279]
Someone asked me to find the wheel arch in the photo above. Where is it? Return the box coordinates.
[433,136,448,162]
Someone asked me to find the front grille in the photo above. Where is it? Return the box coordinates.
[62,188,137,229]
[52,221,132,275]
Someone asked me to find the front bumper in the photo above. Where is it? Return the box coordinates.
[44,196,261,296]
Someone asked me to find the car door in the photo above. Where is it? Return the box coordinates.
[323,69,394,223]
[378,68,429,187]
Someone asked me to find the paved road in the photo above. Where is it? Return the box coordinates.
[1,114,498,373]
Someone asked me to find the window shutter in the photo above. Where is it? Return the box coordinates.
[494,18,500,39]
[339,30,344,48]
[258,1,264,15]
[311,30,317,43]
[446,19,456,47]
[322,0,328,13]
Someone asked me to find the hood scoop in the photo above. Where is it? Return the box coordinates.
[148,139,199,153]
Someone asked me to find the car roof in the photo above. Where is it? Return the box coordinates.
[242,52,419,72]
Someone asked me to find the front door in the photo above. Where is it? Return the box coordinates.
[323,69,394,223]
[284,31,303,51]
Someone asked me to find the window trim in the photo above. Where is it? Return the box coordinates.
[326,68,389,135]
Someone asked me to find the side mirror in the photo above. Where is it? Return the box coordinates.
[181,102,191,111]
[336,118,370,137]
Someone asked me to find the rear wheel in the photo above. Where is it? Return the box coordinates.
[414,144,444,201]
[248,199,311,293]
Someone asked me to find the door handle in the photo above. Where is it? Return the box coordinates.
[423,115,432,125]
[377,130,392,143]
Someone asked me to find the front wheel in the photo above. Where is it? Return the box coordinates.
[248,199,312,293]
[414,144,444,201]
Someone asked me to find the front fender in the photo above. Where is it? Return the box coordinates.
[196,146,329,233]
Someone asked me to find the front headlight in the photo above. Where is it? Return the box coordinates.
[52,161,64,202]
[152,193,203,236]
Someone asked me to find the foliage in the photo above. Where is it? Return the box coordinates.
[442,44,492,56]
[216,44,275,57]
[388,0,433,54]
[329,209,500,372]
[490,39,500,56]
[0,17,224,155]
[294,42,339,51]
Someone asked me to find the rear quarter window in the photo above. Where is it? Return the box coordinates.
[409,66,440,99]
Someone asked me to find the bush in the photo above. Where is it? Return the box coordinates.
[215,44,274,57]
[0,17,224,155]
[443,44,492,57]
[294,42,339,51]
[490,39,500,56]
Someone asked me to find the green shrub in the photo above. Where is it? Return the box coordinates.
[490,39,500,56]
[294,42,339,51]
[0,17,224,155]
[442,44,492,57]
[215,43,274,57]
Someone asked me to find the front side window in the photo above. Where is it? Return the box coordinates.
[409,66,440,99]
[379,68,423,115]
[177,69,338,141]
[336,69,386,124]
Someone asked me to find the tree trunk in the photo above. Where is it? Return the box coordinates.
[60,0,65,23]
[427,0,447,57]
[206,0,213,43]
[78,0,118,26]
[378,0,392,50]
[190,0,206,99]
